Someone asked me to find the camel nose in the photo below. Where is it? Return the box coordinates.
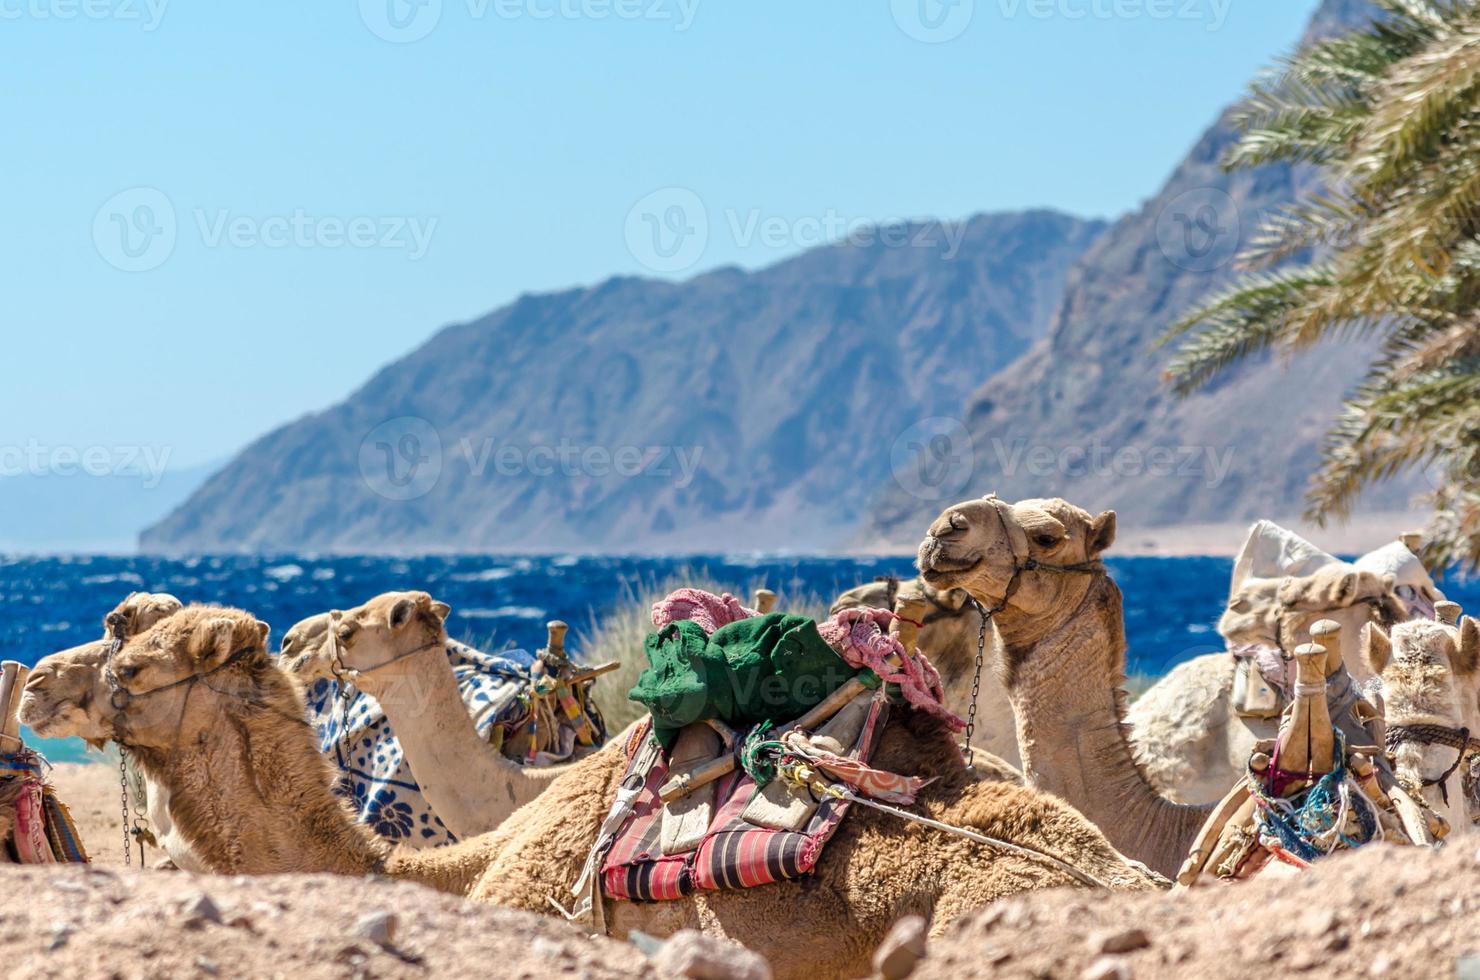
[928,510,970,541]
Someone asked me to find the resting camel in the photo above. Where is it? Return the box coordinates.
[1127,546,1406,804]
[830,577,1020,768]
[916,494,1219,879]
[279,592,576,838]
[1365,610,1480,837]
[22,604,1159,980]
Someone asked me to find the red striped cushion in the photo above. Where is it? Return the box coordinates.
[601,699,887,902]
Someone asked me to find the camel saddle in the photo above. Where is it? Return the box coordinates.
[600,694,888,902]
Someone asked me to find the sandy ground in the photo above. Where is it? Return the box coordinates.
[31,762,1480,980]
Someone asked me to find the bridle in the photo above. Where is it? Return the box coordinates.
[321,614,444,767]
[1386,722,1480,807]
[101,632,261,866]
[955,496,1105,771]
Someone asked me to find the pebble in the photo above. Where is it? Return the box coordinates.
[872,915,927,980]
[352,911,398,948]
[651,930,772,980]
[1081,957,1131,980]
[180,892,222,926]
[1090,928,1150,955]
[46,923,71,952]
[195,956,220,975]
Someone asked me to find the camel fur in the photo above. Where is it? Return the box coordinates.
[916,495,1212,879]
[21,604,1160,980]
[831,577,1020,770]
[1367,616,1480,836]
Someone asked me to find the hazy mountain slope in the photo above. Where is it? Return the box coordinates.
[865,0,1417,546]
[142,211,1104,553]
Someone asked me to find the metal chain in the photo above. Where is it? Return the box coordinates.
[118,747,135,867]
[962,601,988,773]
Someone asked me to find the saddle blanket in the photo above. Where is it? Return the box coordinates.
[303,640,572,848]
[600,699,887,901]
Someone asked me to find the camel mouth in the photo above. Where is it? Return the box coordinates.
[16,691,64,735]
[920,553,982,581]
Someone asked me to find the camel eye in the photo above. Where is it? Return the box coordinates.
[1033,533,1060,549]
[116,665,139,681]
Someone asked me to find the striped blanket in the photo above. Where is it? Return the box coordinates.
[600,699,887,901]
[303,640,559,848]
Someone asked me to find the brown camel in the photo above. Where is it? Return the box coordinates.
[22,604,1159,980]
[279,592,574,837]
[916,494,1212,879]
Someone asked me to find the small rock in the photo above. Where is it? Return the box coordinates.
[179,891,222,925]
[352,911,398,948]
[1081,957,1130,980]
[651,930,772,980]
[1371,954,1395,976]
[872,915,927,980]
[194,957,220,976]
[46,923,71,952]
[1090,928,1150,956]
[51,879,85,894]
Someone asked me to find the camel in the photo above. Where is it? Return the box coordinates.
[830,577,1020,768]
[22,603,1160,980]
[1365,610,1480,837]
[1126,524,1422,804]
[278,592,577,838]
[915,494,1222,879]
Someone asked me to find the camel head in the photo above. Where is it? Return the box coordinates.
[917,495,1116,617]
[1365,617,1480,820]
[103,591,184,643]
[284,591,450,690]
[18,591,188,746]
[29,606,279,752]
[17,640,114,745]
[1221,565,1401,681]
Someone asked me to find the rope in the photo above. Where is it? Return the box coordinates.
[1386,723,1478,806]
[1248,729,1378,862]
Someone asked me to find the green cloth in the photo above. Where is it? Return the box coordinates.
[629,612,872,748]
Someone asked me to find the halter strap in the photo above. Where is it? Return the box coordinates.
[1386,722,1480,806]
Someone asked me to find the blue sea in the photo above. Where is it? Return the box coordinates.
[5,554,1477,762]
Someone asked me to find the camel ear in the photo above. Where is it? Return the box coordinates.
[1087,511,1116,557]
[388,596,420,631]
[430,601,451,624]
[191,617,239,664]
[1455,617,1480,677]
[1362,622,1393,676]
[254,620,271,648]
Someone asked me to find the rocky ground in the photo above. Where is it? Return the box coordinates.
[25,763,1480,979]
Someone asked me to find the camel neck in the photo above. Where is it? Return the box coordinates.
[998,574,1208,879]
[354,641,539,835]
[133,702,389,876]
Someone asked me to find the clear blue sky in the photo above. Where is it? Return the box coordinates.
[3,1,1320,469]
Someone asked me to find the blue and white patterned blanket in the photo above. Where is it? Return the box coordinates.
[301,640,538,848]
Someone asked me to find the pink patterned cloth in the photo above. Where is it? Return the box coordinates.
[651,588,759,635]
[781,732,934,805]
[816,608,965,731]
[13,781,54,864]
